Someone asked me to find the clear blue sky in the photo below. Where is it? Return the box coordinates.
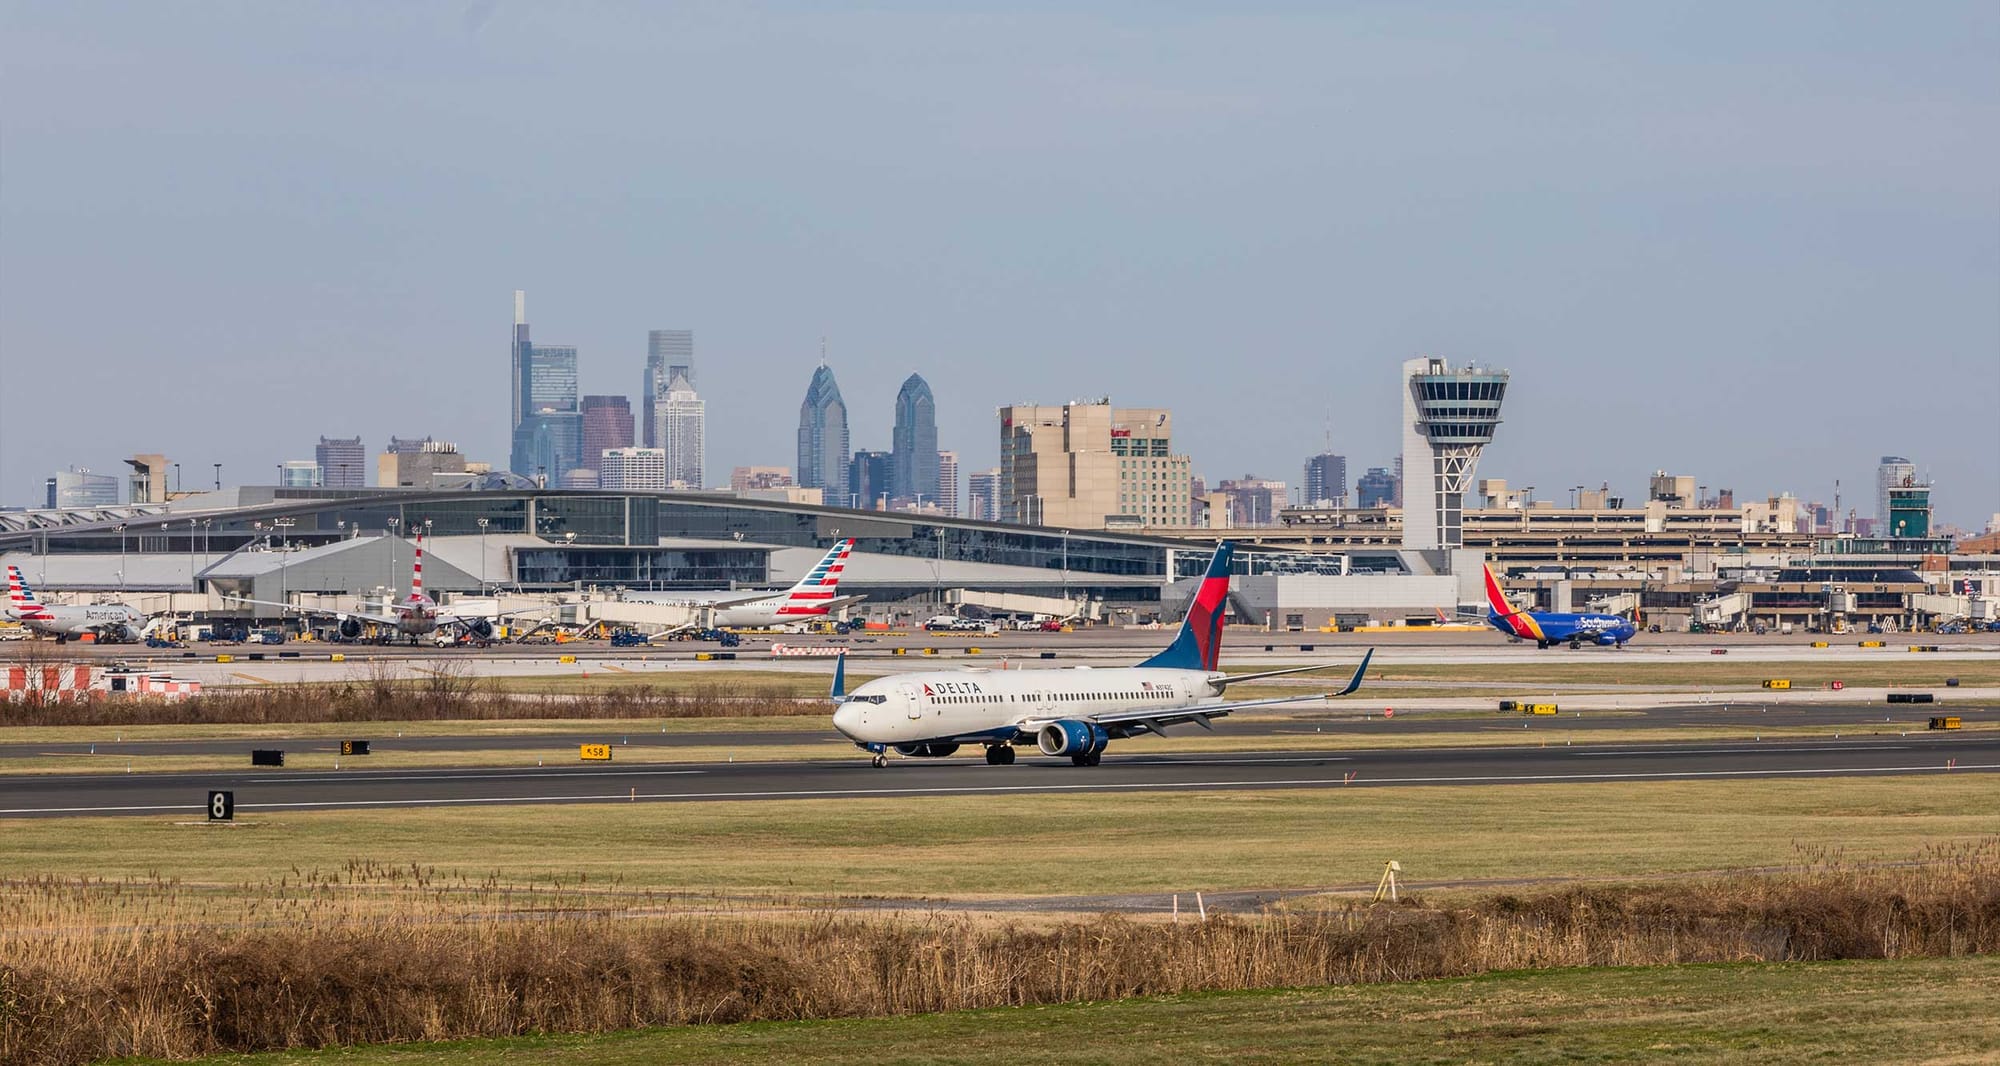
[3,3,1995,527]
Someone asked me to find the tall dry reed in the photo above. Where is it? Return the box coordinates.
[4,842,1997,1065]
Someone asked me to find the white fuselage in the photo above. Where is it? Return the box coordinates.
[389,594,439,636]
[832,666,1225,746]
[6,604,144,639]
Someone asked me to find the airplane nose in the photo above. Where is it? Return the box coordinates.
[832,703,861,739]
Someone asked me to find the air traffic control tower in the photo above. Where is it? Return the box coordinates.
[1401,356,1509,553]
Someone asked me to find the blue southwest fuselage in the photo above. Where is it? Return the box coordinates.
[1482,564,1637,648]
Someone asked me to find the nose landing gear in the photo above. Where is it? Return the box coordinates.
[871,753,888,768]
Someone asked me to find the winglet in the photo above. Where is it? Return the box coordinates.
[1335,649,1374,697]
[829,652,848,703]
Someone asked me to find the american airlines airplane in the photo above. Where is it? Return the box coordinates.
[226,535,517,644]
[5,565,148,643]
[631,539,862,629]
[831,542,1372,767]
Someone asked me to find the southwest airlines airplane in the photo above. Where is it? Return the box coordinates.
[1483,564,1637,649]
[831,542,1372,767]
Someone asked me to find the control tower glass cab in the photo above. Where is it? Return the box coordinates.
[1401,356,1509,552]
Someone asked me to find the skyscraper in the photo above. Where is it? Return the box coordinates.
[508,291,582,478]
[659,370,705,488]
[580,396,635,475]
[643,330,693,448]
[1357,467,1398,508]
[315,436,365,488]
[796,363,849,493]
[847,449,892,510]
[966,468,1003,522]
[891,374,939,505]
[1303,452,1347,508]
[935,450,960,517]
[1877,456,1916,525]
[44,467,118,509]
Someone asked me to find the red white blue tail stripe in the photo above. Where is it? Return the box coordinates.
[776,539,855,616]
[6,566,52,620]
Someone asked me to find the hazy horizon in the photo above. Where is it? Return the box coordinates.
[3,3,1995,527]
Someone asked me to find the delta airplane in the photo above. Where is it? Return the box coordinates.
[1484,564,1637,649]
[227,535,521,644]
[631,539,862,629]
[5,565,149,643]
[830,542,1372,767]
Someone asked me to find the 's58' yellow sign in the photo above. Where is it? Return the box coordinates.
[580,744,612,761]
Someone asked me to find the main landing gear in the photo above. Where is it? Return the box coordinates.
[1070,753,1102,767]
[984,745,1016,766]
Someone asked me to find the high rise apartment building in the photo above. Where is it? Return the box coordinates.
[935,450,960,517]
[315,436,366,488]
[997,400,1189,529]
[600,448,669,492]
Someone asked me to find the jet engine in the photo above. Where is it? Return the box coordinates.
[464,618,495,640]
[338,618,364,640]
[1036,720,1109,758]
[893,742,960,758]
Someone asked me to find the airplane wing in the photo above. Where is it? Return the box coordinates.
[221,595,403,627]
[1212,649,1375,689]
[1020,652,1373,739]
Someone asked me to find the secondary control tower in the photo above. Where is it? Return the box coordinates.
[1401,356,1509,552]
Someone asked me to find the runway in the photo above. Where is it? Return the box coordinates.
[5,731,1993,818]
[2,701,1986,761]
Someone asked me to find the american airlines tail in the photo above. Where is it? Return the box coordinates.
[6,565,51,619]
[1138,542,1234,672]
[776,539,855,616]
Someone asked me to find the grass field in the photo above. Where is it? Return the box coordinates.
[116,956,2000,1065]
[8,776,1996,899]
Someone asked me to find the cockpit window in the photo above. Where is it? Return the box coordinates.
[851,694,888,704]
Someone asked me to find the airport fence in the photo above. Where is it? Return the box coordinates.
[3,841,1997,1064]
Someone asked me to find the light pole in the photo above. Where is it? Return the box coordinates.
[115,524,128,591]
[213,463,221,491]
[934,527,946,606]
[187,519,196,593]
[476,518,490,591]
[273,518,295,623]
[387,517,402,592]
[1060,529,1070,603]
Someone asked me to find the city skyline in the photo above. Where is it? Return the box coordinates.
[2,5,1994,525]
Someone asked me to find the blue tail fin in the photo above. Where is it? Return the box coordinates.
[1140,542,1234,671]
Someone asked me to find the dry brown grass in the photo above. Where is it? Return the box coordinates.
[3,842,1996,1065]
[0,656,814,727]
